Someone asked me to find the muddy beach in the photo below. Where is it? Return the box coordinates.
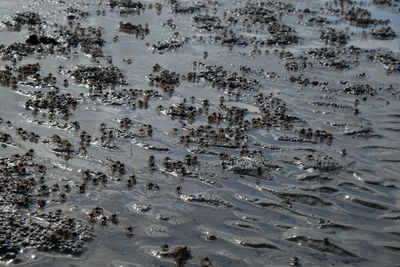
[0,0,399,266]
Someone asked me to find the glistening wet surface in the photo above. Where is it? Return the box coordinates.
[0,0,399,266]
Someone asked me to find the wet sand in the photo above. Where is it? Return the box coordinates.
[0,0,399,266]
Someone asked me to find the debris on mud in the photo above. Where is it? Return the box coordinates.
[71,65,126,89]
[186,63,259,94]
[24,90,78,120]
[367,49,400,72]
[343,7,389,26]
[306,46,362,69]
[59,25,105,56]
[119,22,149,38]
[192,14,226,31]
[2,12,42,31]
[320,27,349,45]
[151,33,189,53]
[342,83,377,96]
[170,2,207,14]
[371,26,397,38]
[109,0,145,15]
[0,155,93,262]
[64,7,90,21]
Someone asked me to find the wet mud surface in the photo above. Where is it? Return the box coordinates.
[0,0,399,266]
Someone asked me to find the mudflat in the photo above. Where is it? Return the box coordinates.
[0,0,399,266]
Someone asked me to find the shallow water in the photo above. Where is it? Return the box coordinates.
[0,0,399,266]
